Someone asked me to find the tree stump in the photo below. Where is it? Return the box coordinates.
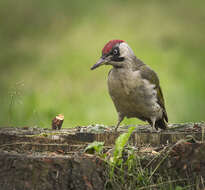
[0,122,204,190]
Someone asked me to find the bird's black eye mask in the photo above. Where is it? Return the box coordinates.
[103,46,125,62]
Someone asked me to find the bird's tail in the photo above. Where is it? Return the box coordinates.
[155,118,168,130]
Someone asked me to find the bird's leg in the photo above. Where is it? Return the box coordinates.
[150,117,157,132]
[114,114,124,132]
[151,118,156,130]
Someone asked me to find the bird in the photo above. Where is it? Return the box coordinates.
[91,39,168,131]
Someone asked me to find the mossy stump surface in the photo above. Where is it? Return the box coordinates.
[0,122,204,190]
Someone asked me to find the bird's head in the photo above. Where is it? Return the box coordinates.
[91,39,136,70]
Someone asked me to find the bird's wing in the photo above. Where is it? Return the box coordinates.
[157,85,168,122]
[134,59,168,122]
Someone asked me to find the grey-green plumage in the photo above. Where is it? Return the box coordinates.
[134,57,168,123]
[91,40,168,131]
[108,57,168,130]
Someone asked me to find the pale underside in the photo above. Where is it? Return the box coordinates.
[108,68,163,123]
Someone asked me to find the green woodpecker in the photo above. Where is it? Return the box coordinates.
[91,40,168,131]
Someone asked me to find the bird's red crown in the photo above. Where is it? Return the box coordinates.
[102,40,124,55]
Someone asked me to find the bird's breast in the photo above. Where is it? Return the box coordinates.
[107,68,162,119]
[108,68,143,97]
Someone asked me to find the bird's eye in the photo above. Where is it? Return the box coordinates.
[113,49,118,55]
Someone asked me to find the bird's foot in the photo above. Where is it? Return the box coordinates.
[113,125,120,133]
[114,127,119,133]
[149,127,159,133]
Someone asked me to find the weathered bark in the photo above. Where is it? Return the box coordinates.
[0,122,204,190]
[0,152,105,190]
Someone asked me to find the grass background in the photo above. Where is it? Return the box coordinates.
[0,0,205,128]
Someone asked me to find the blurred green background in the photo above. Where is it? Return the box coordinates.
[0,0,205,128]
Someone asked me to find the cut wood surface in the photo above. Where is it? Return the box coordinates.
[0,122,203,146]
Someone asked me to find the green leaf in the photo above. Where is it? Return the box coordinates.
[113,127,135,165]
[85,141,104,154]
[175,186,183,190]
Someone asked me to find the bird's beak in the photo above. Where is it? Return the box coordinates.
[91,57,106,70]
